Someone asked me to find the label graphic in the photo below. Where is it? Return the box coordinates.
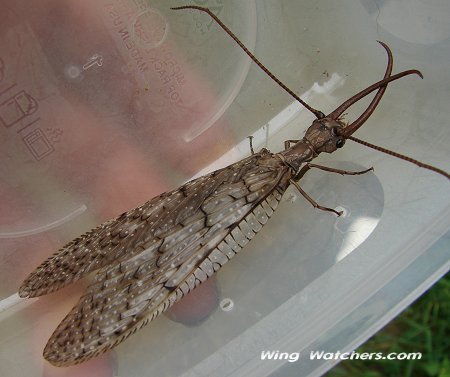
[22,128,54,160]
[83,54,104,70]
[0,90,39,127]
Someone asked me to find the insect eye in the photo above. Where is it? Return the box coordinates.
[336,138,345,148]
[331,126,341,136]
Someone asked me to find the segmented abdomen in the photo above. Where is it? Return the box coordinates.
[148,187,284,321]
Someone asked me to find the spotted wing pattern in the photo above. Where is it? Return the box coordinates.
[20,150,293,366]
[19,155,256,298]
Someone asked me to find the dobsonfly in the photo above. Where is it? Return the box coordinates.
[18,5,449,367]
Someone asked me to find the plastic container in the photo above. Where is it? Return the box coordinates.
[1,1,449,376]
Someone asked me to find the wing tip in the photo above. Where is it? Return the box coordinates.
[44,349,85,367]
[18,273,36,298]
[18,274,68,298]
[18,285,31,298]
[43,336,115,367]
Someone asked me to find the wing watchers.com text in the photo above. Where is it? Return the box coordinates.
[261,350,422,363]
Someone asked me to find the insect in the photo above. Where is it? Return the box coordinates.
[19,5,449,367]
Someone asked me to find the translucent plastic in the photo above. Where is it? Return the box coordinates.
[1,1,449,376]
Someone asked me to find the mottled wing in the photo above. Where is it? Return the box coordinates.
[19,162,238,298]
[34,151,292,366]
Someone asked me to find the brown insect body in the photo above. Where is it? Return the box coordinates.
[18,119,351,366]
[18,6,449,367]
[21,149,294,366]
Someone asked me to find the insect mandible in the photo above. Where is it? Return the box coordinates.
[18,5,450,367]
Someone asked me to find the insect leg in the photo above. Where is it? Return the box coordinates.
[247,136,255,155]
[307,163,373,176]
[290,179,342,216]
[284,140,300,149]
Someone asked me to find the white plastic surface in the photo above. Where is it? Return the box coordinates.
[1,1,449,376]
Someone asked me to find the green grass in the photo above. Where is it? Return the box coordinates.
[327,273,450,377]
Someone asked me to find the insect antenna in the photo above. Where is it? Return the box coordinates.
[171,5,325,119]
[327,70,448,179]
[347,136,450,180]
[340,41,393,129]
[331,70,423,133]
[325,69,448,179]
[173,6,449,180]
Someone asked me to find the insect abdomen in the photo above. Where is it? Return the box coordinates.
[147,187,284,321]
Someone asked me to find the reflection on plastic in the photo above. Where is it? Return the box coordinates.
[335,215,380,261]
[133,8,169,48]
[0,205,87,239]
[191,73,345,179]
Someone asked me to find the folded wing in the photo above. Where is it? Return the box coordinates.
[22,151,292,366]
